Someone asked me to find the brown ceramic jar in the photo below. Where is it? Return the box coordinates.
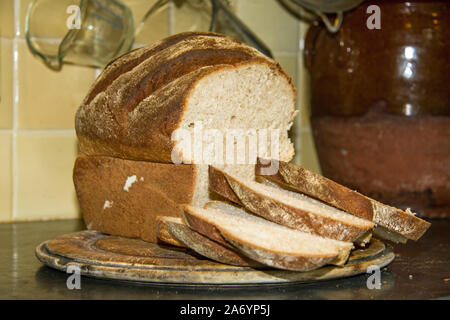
[304,0,450,217]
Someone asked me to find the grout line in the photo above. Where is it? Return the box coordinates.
[1,128,76,134]
[12,0,21,219]
[14,0,20,37]
[0,37,2,102]
[168,0,175,35]
[234,0,242,15]
[294,21,304,165]
[12,39,18,220]
[17,129,76,134]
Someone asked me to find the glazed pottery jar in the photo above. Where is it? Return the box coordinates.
[304,0,450,217]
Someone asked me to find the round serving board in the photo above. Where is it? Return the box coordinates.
[36,231,394,285]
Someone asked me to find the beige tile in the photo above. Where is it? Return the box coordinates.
[0,0,15,37]
[20,0,76,39]
[20,0,68,39]
[298,70,312,129]
[299,95,312,128]
[224,0,238,9]
[19,0,31,38]
[274,54,298,88]
[127,0,237,45]
[0,133,12,221]
[17,40,95,129]
[173,0,211,35]
[0,38,13,129]
[16,132,80,220]
[289,114,300,165]
[236,0,299,53]
[299,130,322,174]
[299,20,312,128]
[123,0,170,45]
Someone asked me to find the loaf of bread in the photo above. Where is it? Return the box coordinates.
[74,32,297,242]
[76,31,296,164]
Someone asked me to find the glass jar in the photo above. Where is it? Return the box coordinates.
[304,0,450,217]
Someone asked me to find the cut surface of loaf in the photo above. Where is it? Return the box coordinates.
[209,166,375,243]
[183,203,354,271]
[256,159,431,242]
[156,216,262,267]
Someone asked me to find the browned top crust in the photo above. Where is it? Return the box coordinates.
[75,32,294,163]
[83,32,229,105]
[256,159,431,241]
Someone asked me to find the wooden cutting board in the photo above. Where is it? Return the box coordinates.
[36,230,394,285]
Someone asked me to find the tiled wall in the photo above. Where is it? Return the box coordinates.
[0,0,320,222]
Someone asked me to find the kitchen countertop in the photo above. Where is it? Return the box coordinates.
[0,219,449,300]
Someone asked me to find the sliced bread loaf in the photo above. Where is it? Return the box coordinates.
[183,203,354,271]
[209,166,375,243]
[256,159,431,242]
[156,215,262,267]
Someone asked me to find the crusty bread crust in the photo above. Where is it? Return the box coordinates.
[220,232,337,272]
[84,32,228,105]
[155,216,187,247]
[159,215,262,267]
[182,205,233,249]
[209,166,374,243]
[256,159,431,241]
[76,32,296,163]
[73,156,197,242]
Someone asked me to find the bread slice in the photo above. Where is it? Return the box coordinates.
[183,203,354,271]
[202,201,353,265]
[256,159,431,242]
[259,177,373,247]
[156,216,262,267]
[209,166,375,243]
[155,216,187,247]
